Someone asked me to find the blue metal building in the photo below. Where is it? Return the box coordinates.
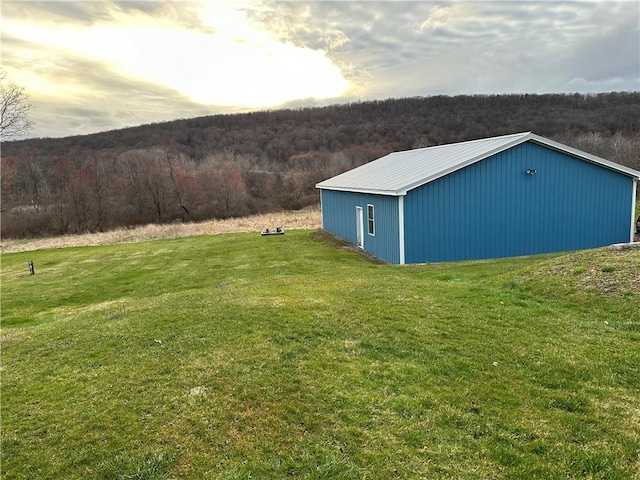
[316,132,640,264]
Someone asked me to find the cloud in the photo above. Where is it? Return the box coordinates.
[2,0,351,137]
[1,31,218,137]
[4,3,350,104]
[558,3,639,82]
[252,1,639,97]
[2,1,637,138]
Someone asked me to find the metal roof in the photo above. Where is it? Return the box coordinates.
[316,132,640,196]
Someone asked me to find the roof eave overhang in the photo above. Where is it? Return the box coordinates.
[316,133,535,196]
[316,132,640,196]
[316,184,402,196]
[396,134,640,193]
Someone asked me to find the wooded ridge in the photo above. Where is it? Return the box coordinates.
[2,93,639,238]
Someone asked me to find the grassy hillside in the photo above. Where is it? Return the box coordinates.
[2,231,639,479]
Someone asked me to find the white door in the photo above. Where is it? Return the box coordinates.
[356,206,364,249]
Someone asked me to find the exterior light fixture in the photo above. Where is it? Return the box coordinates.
[526,169,538,175]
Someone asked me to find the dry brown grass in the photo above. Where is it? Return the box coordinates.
[0,209,321,254]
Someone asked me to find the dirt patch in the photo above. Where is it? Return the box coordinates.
[1,209,321,254]
[310,230,388,264]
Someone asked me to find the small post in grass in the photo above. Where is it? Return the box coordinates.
[28,260,35,275]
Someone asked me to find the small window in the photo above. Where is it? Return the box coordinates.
[367,204,375,236]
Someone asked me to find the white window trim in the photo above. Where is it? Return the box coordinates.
[356,206,364,249]
[367,204,375,236]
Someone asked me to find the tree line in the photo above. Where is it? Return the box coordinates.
[2,93,640,238]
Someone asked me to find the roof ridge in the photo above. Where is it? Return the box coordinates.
[317,132,639,196]
[395,131,531,155]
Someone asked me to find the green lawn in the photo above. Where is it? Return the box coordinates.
[2,230,639,479]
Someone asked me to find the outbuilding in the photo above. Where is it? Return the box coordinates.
[316,132,640,264]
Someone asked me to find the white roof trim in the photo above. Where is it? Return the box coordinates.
[316,132,640,196]
[526,133,640,179]
[396,133,532,195]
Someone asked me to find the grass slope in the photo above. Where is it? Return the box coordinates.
[2,231,639,479]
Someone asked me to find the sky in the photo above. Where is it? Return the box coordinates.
[2,0,639,139]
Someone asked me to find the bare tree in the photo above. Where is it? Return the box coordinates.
[0,70,33,139]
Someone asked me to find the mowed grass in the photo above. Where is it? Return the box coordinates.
[2,230,639,479]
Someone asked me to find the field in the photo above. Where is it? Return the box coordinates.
[0,209,322,254]
[1,228,639,479]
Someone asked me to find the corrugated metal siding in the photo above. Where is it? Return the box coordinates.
[404,142,634,263]
[321,189,400,263]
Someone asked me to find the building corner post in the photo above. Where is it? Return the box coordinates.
[398,195,405,264]
[319,189,324,230]
[632,179,638,242]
